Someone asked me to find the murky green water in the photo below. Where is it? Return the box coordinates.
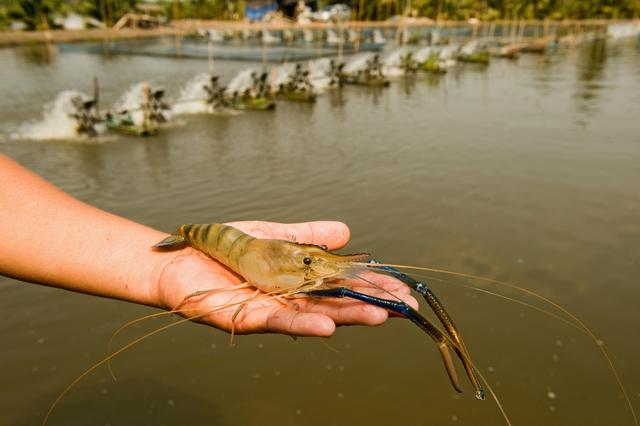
[1,39,639,426]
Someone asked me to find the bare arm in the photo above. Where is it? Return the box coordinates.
[0,154,415,336]
[0,153,167,305]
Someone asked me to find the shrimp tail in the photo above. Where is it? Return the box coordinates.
[153,234,186,249]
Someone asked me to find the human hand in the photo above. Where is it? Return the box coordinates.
[154,221,418,337]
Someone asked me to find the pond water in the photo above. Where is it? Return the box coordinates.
[1,38,639,426]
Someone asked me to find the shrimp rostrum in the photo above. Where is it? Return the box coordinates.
[154,223,485,399]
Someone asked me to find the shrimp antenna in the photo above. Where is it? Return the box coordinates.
[48,272,346,425]
[106,282,252,380]
[359,262,638,426]
[415,271,585,333]
[43,291,289,426]
[343,270,406,303]
[334,271,511,425]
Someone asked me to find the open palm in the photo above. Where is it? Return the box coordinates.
[154,221,418,337]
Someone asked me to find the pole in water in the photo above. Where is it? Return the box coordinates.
[208,37,214,74]
[142,81,150,129]
[93,76,99,116]
[338,24,344,63]
[261,28,267,69]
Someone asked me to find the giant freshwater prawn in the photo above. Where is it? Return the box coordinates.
[43,224,638,426]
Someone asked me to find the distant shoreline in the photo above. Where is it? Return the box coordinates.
[1,18,634,47]
[0,27,184,47]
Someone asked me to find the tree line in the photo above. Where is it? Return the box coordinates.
[1,0,638,31]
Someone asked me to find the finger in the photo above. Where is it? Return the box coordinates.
[296,278,419,323]
[228,303,337,337]
[266,309,336,336]
[226,221,350,250]
[300,296,390,326]
[349,272,413,296]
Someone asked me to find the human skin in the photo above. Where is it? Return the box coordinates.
[0,154,417,336]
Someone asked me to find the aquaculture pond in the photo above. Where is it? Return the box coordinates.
[0,38,639,426]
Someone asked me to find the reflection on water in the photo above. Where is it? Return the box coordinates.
[1,39,639,426]
[14,42,58,65]
[576,39,607,110]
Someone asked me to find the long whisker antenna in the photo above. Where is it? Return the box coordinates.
[343,271,406,302]
[306,281,511,424]
[106,282,252,380]
[460,352,512,426]
[408,271,586,333]
[49,269,348,426]
[359,262,638,426]
[106,309,179,381]
[43,290,294,426]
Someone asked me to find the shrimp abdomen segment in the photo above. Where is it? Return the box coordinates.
[156,224,255,272]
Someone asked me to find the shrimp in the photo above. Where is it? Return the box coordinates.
[153,224,485,398]
[43,223,638,426]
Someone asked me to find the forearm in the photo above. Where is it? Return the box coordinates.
[0,154,172,306]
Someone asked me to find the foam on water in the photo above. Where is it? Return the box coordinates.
[11,90,90,140]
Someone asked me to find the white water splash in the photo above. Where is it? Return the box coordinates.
[439,44,460,60]
[226,69,256,95]
[326,29,343,45]
[12,90,87,140]
[382,48,410,77]
[310,58,333,75]
[271,63,296,88]
[113,83,146,126]
[208,29,224,42]
[607,22,640,39]
[112,82,173,125]
[460,39,481,55]
[172,73,211,115]
[373,29,387,44]
[343,53,374,74]
[309,58,334,91]
[414,46,435,63]
[303,29,315,43]
[262,30,280,44]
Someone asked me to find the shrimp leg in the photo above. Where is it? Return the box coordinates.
[306,287,475,397]
[365,260,484,399]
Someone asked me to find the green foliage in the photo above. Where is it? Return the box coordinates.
[169,0,235,20]
[1,0,639,29]
[342,0,640,19]
[6,0,55,29]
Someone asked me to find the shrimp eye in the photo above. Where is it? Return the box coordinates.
[303,257,312,265]
[320,244,328,251]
